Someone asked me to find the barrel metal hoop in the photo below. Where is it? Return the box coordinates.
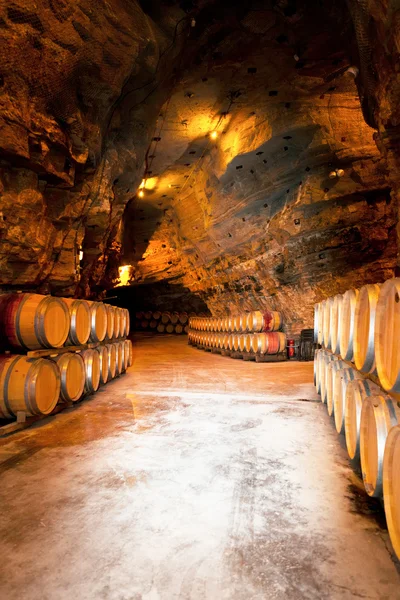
[3,356,22,417]
[36,296,51,347]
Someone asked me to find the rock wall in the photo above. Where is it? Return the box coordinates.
[1,0,400,334]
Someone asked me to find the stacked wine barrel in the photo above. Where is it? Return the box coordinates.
[314,278,400,560]
[0,293,132,422]
[134,310,197,334]
[188,310,286,358]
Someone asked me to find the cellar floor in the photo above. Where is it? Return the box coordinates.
[0,334,399,600]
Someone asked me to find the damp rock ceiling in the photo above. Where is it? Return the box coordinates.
[1,0,399,332]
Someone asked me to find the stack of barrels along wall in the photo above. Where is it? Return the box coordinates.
[134,311,202,335]
[314,278,400,560]
[0,293,133,422]
[187,310,286,359]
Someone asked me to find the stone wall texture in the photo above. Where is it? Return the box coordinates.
[1,0,400,333]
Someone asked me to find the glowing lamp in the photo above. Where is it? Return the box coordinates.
[118,265,132,287]
[210,131,218,140]
[138,189,144,198]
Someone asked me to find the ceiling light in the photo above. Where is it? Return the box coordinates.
[210,131,218,140]
[138,189,144,198]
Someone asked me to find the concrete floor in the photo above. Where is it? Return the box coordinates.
[0,335,399,600]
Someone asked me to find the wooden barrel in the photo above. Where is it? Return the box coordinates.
[232,316,241,333]
[332,367,363,434]
[125,309,130,336]
[81,349,100,393]
[313,304,319,343]
[314,348,322,392]
[245,334,253,353]
[157,323,165,333]
[322,297,333,349]
[0,355,60,418]
[383,424,400,560]
[250,332,286,355]
[317,300,325,345]
[104,304,115,341]
[179,313,188,325]
[263,311,282,332]
[105,343,117,379]
[175,324,183,334]
[330,294,343,355]
[97,345,109,384]
[375,278,400,393]
[184,325,189,334]
[120,308,127,337]
[166,324,174,333]
[360,394,398,497]
[232,334,239,351]
[53,352,85,402]
[153,311,161,320]
[116,342,124,374]
[238,334,246,352]
[161,312,170,324]
[339,289,358,361]
[344,379,377,461]
[354,284,380,373]
[114,307,121,337]
[88,302,107,343]
[0,293,70,350]
[63,298,91,345]
[149,320,158,329]
[326,359,348,417]
[320,352,339,404]
[124,339,133,367]
[170,312,179,325]
[144,311,152,320]
[140,319,149,329]
[247,311,263,332]
[227,334,234,350]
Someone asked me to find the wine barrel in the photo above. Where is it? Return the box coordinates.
[105,343,117,379]
[314,348,321,392]
[320,352,339,404]
[332,367,363,434]
[140,319,149,329]
[0,293,70,350]
[313,304,319,343]
[104,304,115,341]
[161,312,170,324]
[245,334,253,353]
[157,323,165,333]
[330,294,343,355]
[135,311,144,319]
[322,297,333,350]
[232,334,240,351]
[144,311,152,320]
[232,316,241,333]
[184,325,189,334]
[354,284,380,373]
[97,345,109,384]
[175,324,183,334]
[114,307,121,337]
[81,349,101,393]
[375,278,400,393]
[383,424,400,560]
[153,311,161,320]
[149,320,158,329]
[250,332,286,355]
[179,313,188,325]
[116,342,124,374]
[166,324,174,333]
[238,334,246,352]
[88,302,107,343]
[263,311,282,332]
[247,311,263,332]
[0,355,60,418]
[326,359,348,417]
[317,300,325,345]
[170,312,179,325]
[124,339,133,368]
[125,309,130,336]
[360,394,398,497]
[63,298,91,345]
[227,334,234,351]
[344,379,377,461]
[53,352,85,402]
[339,289,358,361]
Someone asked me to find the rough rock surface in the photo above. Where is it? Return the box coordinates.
[1,0,400,333]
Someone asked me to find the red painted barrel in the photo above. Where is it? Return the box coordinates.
[262,310,283,332]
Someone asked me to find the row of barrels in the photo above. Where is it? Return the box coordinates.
[135,311,195,325]
[136,320,189,334]
[188,330,287,355]
[0,340,133,420]
[314,278,400,393]
[314,348,400,560]
[189,310,283,333]
[0,293,130,351]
